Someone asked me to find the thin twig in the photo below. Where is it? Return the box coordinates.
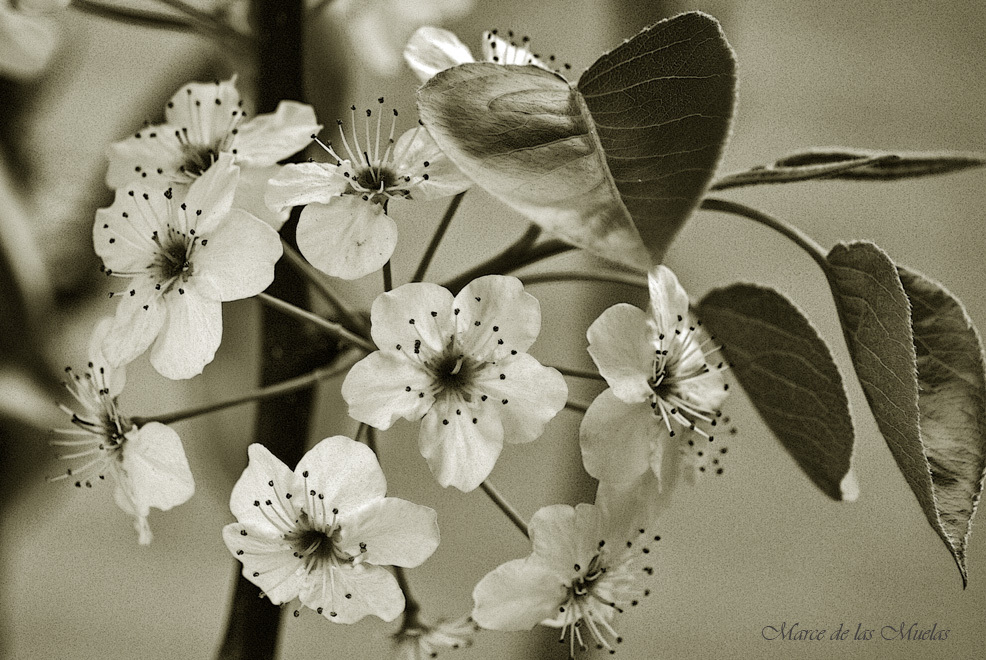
[256,292,376,353]
[411,191,466,283]
[520,269,648,290]
[547,365,606,382]
[479,480,529,539]
[281,241,365,332]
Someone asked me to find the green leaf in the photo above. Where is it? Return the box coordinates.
[698,284,857,500]
[826,241,985,585]
[578,11,736,263]
[416,11,736,268]
[897,266,986,586]
[713,147,986,189]
[417,62,650,269]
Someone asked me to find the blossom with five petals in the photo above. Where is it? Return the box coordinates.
[105,77,320,228]
[265,102,470,279]
[579,266,729,491]
[94,153,282,380]
[471,503,658,657]
[222,436,440,623]
[341,275,568,491]
[48,318,194,545]
[404,26,550,82]
[393,614,479,659]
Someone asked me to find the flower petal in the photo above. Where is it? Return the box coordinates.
[480,30,547,68]
[264,162,348,215]
[647,265,690,335]
[164,78,242,145]
[474,354,567,444]
[296,197,398,280]
[295,436,387,518]
[93,185,171,273]
[120,421,194,515]
[234,165,290,230]
[229,443,302,535]
[234,100,320,166]
[102,282,166,369]
[391,127,472,201]
[404,26,476,82]
[338,497,439,568]
[454,275,541,359]
[418,396,503,492]
[184,152,238,235]
[222,523,306,604]
[196,208,282,301]
[149,284,223,380]
[341,351,435,430]
[88,317,126,397]
[471,558,566,631]
[586,303,653,403]
[105,130,184,189]
[369,281,455,356]
[528,503,602,578]
[299,563,404,624]
[579,389,661,483]
[594,463,680,542]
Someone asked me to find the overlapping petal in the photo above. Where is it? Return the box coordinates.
[296,197,398,280]
[234,100,321,167]
[229,443,301,533]
[454,275,541,359]
[586,303,653,403]
[419,395,503,491]
[148,283,223,380]
[369,282,455,356]
[341,351,435,429]
[265,161,348,215]
[579,390,660,483]
[339,497,440,567]
[474,354,567,444]
[471,559,566,631]
[196,209,282,301]
[298,563,404,624]
[404,26,476,81]
[295,436,388,516]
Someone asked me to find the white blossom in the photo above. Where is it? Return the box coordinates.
[222,437,440,623]
[342,276,567,492]
[404,26,550,82]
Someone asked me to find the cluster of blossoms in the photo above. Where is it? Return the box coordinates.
[48,24,733,658]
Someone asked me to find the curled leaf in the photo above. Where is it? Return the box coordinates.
[713,147,986,190]
[826,241,986,585]
[698,284,856,500]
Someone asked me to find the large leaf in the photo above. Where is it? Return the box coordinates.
[416,11,736,268]
[417,63,650,268]
[713,147,986,190]
[826,241,985,585]
[698,284,857,500]
[898,266,986,584]
[577,11,736,263]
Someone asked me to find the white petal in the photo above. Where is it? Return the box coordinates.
[235,100,321,167]
[120,422,194,514]
[87,317,126,397]
[222,523,306,604]
[403,26,476,82]
[480,30,547,68]
[391,127,472,201]
[229,443,303,536]
[102,282,166,369]
[594,466,679,543]
[579,390,661,483]
[0,9,56,80]
[300,563,404,624]
[338,497,439,567]
[369,282,455,357]
[471,558,566,631]
[93,185,172,273]
[265,162,349,215]
[164,78,242,145]
[474,354,567,444]
[528,503,601,579]
[105,130,185,189]
[586,303,654,403]
[647,265,690,335]
[418,396,503,492]
[453,275,541,359]
[341,351,435,430]
[149,285,223,380]
[184,152,239,235]
[234,165,290,230]
[196,208,282,301]
[112,484,153,545]
[295,437,387,519]
[296,197,398,280]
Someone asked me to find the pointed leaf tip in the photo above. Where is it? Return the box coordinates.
[698,284,855,500]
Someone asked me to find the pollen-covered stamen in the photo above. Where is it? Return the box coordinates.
[171,84,245,180]
[556,531,657,657]
[47,365,131,486]
[425,349,482,402]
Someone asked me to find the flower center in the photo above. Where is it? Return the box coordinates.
[179,142,221,177]
[151,226,198,291]
[285,511,354,568]
[428,351,478,398]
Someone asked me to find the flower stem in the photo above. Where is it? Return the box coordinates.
[565,400,590,413]
[280,241,366,333]
[700,197,830,271]
[442,227,573,295]
[256,292,375,353]
[411,191,466,283]
[520,270,648,290]
[71,0,199,32]
[479,480,529,539]
[131,357,357,427]
[383,261,394,293]
[548,365,606,382]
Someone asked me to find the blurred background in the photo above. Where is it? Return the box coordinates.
[1,1,984,658]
